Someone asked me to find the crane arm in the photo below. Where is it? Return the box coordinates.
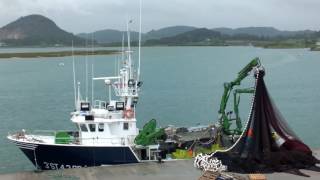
[218,57,260,135]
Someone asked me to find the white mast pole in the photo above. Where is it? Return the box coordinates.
[126,20,131,53]
[126,19,132,79]
[91,63,94,105]
[91,33,95,105]
[109,85,111,102]
[122,33,125,61]
[92,33,95,54]
[77,82,81,110]
[121,33,124,83]
[114,56,117,76]
[72,41,77,108]
[85,36,88,102]
[138,0,142,82]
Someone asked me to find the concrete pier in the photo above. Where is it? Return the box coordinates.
[0,150,319,180]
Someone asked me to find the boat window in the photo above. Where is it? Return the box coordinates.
[98,123,104,132]
[80,124,88,132]
[89,124,96,132]
[123,122,129,130]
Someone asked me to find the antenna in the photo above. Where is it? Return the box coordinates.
[126,18,132,78]
[91,32,95,105]
[114,56,117,76]
[85,36,88,102]
[121,33,124,61]
[126,19,131,52]
[138,0,142,82]
[121,33,125,77]
[72,40,77,108]
[118,55,120,76]
[91,32,95,55]
[77,82,81,109]
[91,63,94,105]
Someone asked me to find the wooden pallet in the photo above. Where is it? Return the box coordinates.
[248,174,267,180]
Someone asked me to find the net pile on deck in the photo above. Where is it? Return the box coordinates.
[196,68,320,177]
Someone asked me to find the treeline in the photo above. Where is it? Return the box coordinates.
[144,28,320,48]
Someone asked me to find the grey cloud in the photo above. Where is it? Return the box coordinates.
[0,0,319,34]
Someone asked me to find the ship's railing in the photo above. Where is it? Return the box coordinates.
[8,130,136,146]
[93,111,123,119]
[112,82,139,97]
[8,130,68,137]
[79,135,136,146]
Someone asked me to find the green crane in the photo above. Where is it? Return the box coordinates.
[134,119,166,146]
[218,57,261,135]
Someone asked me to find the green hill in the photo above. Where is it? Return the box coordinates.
[144,26,197,40]
[145,28,224,46]
[78,29,140,44]
[212,27,315,37]
[0,14,85,46]
[77,26,197,44]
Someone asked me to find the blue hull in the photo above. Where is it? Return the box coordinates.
[15,141,139,170]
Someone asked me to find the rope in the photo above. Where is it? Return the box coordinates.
[194,153,227,172]
[194,68,261,172]
[33,148,39,170]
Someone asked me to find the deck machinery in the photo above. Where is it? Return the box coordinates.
[218,57,261,136]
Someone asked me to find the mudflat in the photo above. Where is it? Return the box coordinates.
[0,50,118,59]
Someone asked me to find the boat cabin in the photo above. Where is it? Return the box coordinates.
[71,101,138,146]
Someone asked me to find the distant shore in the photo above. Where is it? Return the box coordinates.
[0,46,318,59]
[0,50,119,59]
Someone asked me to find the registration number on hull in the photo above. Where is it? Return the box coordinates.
[43,162,87,170]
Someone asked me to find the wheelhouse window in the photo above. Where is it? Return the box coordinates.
[123,122,129,130]
[88,124,96,132]
[80,124,88,132]
[98,123,104,132]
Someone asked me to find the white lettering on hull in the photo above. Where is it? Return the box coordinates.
[43,162,87,170]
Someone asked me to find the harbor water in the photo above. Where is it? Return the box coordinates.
[0,46,319,173]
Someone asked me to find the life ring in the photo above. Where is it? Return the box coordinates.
[124,109,134,119]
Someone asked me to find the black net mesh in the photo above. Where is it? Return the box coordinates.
[213,69,320,176]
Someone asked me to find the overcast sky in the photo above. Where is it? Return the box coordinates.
[0,0,319,34]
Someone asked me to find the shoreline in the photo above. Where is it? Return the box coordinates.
[0,50,119,59]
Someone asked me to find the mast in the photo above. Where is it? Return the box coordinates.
[91,32,95,105]
[77,82,81,110]
[138,0,142,82]
[122,33,125,61]
[126,19,133,79]
[85,36,88,102]
[72,41,77,109]
[91,12,141,110]
[91,63,94,105]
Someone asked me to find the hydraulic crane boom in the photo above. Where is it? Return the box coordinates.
[218,57,261,135]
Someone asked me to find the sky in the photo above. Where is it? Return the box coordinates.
[0,0,319,34]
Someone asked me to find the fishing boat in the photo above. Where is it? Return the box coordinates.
[9,52,135,170]
[7,31,218,169]
[7,14,154,169]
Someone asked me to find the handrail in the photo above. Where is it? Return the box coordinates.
[9,130,136,146]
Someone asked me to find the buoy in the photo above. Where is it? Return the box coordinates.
[124,109,134,119]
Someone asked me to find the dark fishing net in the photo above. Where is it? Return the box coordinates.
[213,69,320,176]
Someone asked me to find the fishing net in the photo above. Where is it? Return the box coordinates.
[208,69,320,176]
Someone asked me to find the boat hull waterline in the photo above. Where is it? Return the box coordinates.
[10,138,139,170]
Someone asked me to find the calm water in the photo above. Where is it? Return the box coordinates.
[0,46,319,173]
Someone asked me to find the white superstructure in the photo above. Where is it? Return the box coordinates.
[71,47,142,146]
